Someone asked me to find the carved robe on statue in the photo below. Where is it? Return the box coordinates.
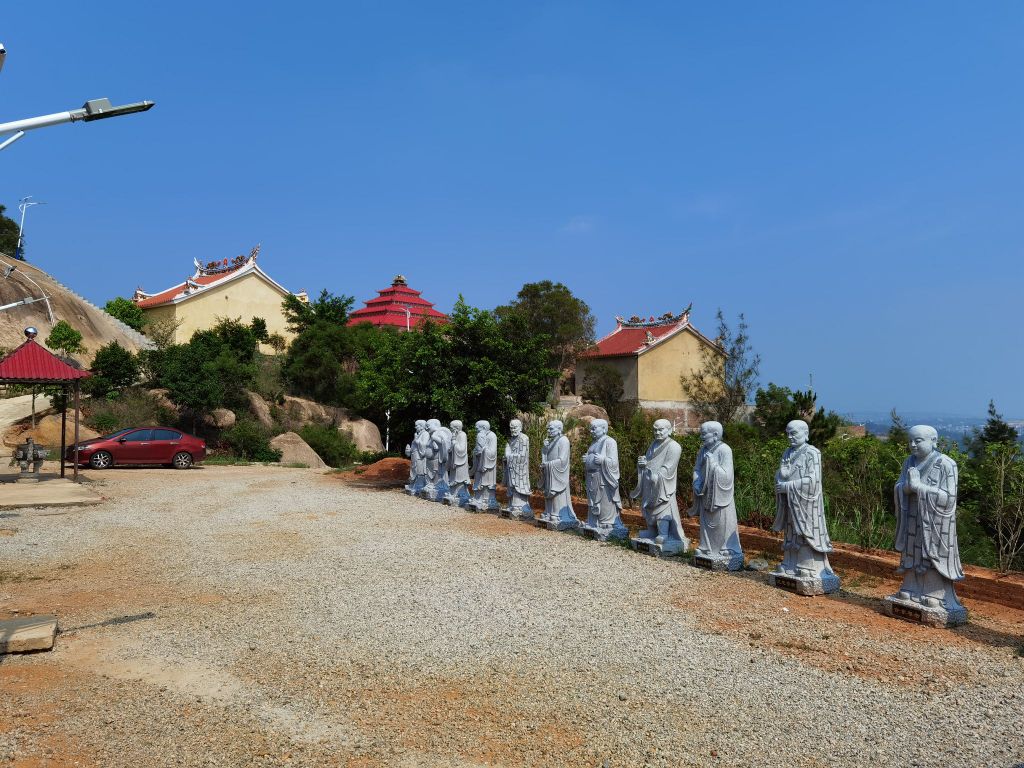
[584,435,625,532]
[893,450,964,609]
[541,434,575,526]
[631,438,687,549]
[424,424,452,499]
[692,441,742,559]
[405,423,430,494]
[504,433,531,513]
[773,444,834,576]
[469,426,499,511]
[449,430,470,485]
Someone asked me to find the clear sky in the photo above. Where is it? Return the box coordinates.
[3,2,1022,417]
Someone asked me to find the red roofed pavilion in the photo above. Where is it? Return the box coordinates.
[348,275,448,330]
[0,331,92,480]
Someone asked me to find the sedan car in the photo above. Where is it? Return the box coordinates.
[66,427,206,469]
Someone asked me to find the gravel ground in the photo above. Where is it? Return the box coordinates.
[0,465,1022,768]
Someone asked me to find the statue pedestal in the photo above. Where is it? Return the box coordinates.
[692,551,745,572]
[442,487,470,508]
[535,515,579,532]
[881,594,967,628]
[578,523,629,542]
[768,569,840,596]
[498,504,532,521]
[419,481,449,502]
[465,490,498,513]
[404,476,427,496]
[630,536,687,558]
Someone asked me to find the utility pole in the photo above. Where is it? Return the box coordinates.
[15,196,45,261]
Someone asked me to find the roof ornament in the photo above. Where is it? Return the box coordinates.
[24,327,37,340]
[619,307,692,328]
[392,274,408,286]
[644,330,656,345]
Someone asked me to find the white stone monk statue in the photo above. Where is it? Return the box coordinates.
[444,420,471,506]
[404,419,429,495]
[422,418,452,501]
[503,419,532,517]
[690,421,743,570]
[770,419,839,594]
[540,419,577,530]
[468,420,498,511]
[885,425,967,625]
[630,418,688,555]
[581,418,628,540]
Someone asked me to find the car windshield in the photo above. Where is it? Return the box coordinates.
[99,428,135,440]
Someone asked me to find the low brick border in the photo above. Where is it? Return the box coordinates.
[496,485,1024,612]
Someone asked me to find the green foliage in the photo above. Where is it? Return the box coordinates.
[282,321,358,406]
[282,289,354,334]
[494,280,596,390]
[85,389,174,434]
[0,204,21,257]
[220,417,281,461]
[888,409,910,446]
[356,298,555,430]
[971,442,1024,571]
[44,320,86,357]
[249,316,269,343]
[681,310,759,424]
[298,423,359,468]
[968,400,1020,456]
[103,297,147,332]
[84,341,139,398]
[752,383,843,445]
[582,363,626,424]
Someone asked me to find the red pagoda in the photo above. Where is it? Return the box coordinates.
[348,275,448,330]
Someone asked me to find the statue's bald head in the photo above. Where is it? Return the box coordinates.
[786,420,809,436]
[909,425,938,441]
[701,421,723,438]
[653,419,673,440]
[450,420,463,432]
[476,420,490,432]
[909,424,939,460]
[426,418,441,431]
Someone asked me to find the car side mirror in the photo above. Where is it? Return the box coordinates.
[118,437,128,443]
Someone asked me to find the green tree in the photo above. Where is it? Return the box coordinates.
[970,400,1020,455]
[974,442,1024,572]
[495,280,596,392]
[887,409,910,446]
[752,383,842,445]
[582,363,627,424]
[0,205,19,257]
[681,310,759,424]
[85,341,139,397]
[282,320,359,406]
[249,316,269,342]
[103,297,147,332]
[282,289,354,334]
[45,320,86,357]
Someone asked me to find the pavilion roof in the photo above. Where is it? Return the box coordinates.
[0,340,92,383]
[348,275,448,328]
[580,309,717,359]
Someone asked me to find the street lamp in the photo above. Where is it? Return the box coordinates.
[15,196,45,261]
[0,97,155,152]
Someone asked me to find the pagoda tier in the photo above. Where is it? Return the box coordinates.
[348,275,448,330]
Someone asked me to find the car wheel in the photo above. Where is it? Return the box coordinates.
[172,451,193,469]
[89,451,113,470]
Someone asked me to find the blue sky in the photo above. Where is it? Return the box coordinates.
[3,2,1022,417]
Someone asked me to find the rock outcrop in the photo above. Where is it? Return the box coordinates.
[269,432,326,468]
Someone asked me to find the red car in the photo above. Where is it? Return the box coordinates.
[66,427,206,470]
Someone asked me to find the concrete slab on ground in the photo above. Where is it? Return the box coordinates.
[0,475,102,508]
[0,614,57,653]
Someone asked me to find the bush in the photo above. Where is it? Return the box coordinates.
[103,297,147,332]
[85,341,139,398]
[84,389,174,434]
[220,418,281,462]
[298,423,359,468]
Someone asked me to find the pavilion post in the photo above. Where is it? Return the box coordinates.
[73,382,80,483]
[60,384,67,479]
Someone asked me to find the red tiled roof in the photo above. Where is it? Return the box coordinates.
[0,340,91,382]
[580,312,706,358]
[348,277,448,329]
[135,266,245,309]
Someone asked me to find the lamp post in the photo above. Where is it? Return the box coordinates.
[401,306,411,332]
[15,196,45,261]
[0,97,155,153]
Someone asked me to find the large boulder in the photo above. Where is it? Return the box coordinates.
[567,403,609,423]
[4,413,99,449]
[269,432,327,468]
[147,388,180,416]
[338,416,383,453]
[203,408,236,429]
[246,391,275,428]
[280,395,339,428]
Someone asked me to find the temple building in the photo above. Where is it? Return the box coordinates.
[348,275,448,330]
[133,246,300,347]
[574,308,721,431]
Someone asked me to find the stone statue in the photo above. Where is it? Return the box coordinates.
[539,420,578,530]
[404,420,429,495]
[444,420,471,506]
[580,418,628,541]
[883,425,967,627]
[467,420,499,512]
[689,421,744,570]
[768,420,839,594]
[421,419,452,501]
[630,418,688,556]
[502,419,532,519]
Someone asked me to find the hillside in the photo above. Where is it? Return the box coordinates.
[0,251,151,362]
